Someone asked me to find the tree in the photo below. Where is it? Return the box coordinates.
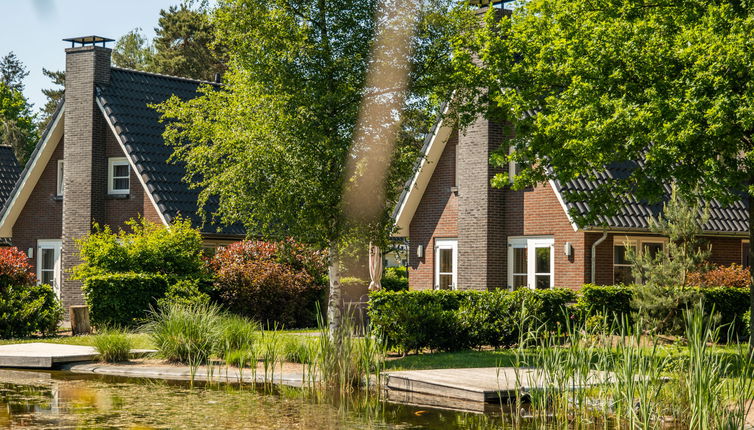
[112,28,154,71]
[151,5,226,81]
[38,68,64,132]
[156,0,466,334]
[448,0,754,345]
[0,52,29,92]
[0,83,36,164]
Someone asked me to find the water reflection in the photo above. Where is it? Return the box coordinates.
[0,369,507,429]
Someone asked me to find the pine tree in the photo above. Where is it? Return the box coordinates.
[37,68,64,132]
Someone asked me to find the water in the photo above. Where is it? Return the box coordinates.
[0,369,506,429]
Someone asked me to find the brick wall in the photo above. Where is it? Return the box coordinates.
[12,137,64,273]
[408,131,458,290]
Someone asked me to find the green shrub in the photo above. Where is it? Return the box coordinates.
[93,329,133,362]
[156,279,211,309]
[697,287,749,340]
[369,289,575,353]
[576,284,633,324]
[216,314,259,353]
[0,283,62,338]
[143,302,222,364]
[381,267,408,292]
[82,273,169,328]
[211,239,327,328]
[282,337,317,363]
[743,310,750,339]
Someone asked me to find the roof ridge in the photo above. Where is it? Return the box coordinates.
[109,66,220,87]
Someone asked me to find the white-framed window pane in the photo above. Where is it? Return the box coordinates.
[613,245,635,265]
[643,242,663,259]
[614,266,633,284]
[114,164,129,178]
[535,275,551,289]
[512,275,527,289]
[535,247,550,274]
[113,177,129,190]
[439,248,452,274]
[513,248,527,274]
[439,274,453,290]
[56,160,64,196]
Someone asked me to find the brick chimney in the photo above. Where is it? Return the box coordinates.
[456,7,510,290]
[61,36,112,310]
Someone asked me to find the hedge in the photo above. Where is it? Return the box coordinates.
[82,273,170,327]
[0,283,62,338]
[368,289,576,353]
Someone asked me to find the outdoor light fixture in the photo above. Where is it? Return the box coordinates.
[564,242,573,257]
[27,248,33,259]
[417,245,424,258]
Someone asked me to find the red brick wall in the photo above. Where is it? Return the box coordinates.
[502,182,587,289]
[408,130,458,290]
[589,232,747,285]
[12,136,64,273]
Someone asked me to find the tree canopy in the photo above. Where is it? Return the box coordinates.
[112,28,154,71]
[0,53,36,164]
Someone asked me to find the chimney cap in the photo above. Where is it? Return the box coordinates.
[63,35,114,48]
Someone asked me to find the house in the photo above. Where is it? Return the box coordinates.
[0,36,244,312]
[393,111,750,291]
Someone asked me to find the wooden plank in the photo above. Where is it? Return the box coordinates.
[0,343,98,368]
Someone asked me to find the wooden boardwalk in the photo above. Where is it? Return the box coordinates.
[384,367,610,403]
[0,343,98,368]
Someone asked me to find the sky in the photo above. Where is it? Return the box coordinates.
[0,0,181,114]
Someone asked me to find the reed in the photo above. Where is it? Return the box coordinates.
[93,328,134,363]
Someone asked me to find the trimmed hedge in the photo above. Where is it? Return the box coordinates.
[575,284,633,325]
[0,283,62,338]
[82,273,170,327]
[368,289,576,353]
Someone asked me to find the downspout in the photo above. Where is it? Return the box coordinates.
[591,231,608,284]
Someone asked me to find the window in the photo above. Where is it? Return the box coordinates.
[434,238,457,290]
[108,157,130,195]
[56,160,64,196]
[37,239,61,298]
[508,237,554,289]
[613,237,666,284]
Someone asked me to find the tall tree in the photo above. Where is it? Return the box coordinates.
[0,82,37,164]
[448,0,754,343]
[37,68,64,132]
[156,0,467,334]
[151,5,226,81]
[112,28,154,71]
[0,52,29,92]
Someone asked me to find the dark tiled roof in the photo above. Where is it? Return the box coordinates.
[0,147,20,209]
[553,161,749,234]
[97,68,244,235]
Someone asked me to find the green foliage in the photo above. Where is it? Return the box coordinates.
[112,28,154,71]
[0,81,37,164]
[368,289,575,353]
[38,68,64,132]
[0,52,28,92]
[93,328,134,362]
[144,302,222,364]
[382,266,408,292]
[0,284,62,339]
[576,284,633,325]
[156,279,211,309]
[75,217,206,279]
[211,240,327,328]
[743,310,751,339]
[82,272,169,328]
[216,313,259,353]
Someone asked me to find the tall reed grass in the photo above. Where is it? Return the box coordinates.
[93,328,134,362]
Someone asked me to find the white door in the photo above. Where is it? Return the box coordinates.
[434,238,458,290]
[37,240,62,297]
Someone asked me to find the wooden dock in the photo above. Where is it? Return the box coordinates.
[0,343,99,368]
[384,367,610,403]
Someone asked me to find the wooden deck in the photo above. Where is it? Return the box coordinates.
[384,367,610,403]
[0,343,99,368]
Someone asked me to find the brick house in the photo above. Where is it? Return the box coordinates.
[393,112,750,291]
[0,36,244,311]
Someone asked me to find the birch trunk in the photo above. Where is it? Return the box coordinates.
[327,246,342,336]
[749,184,754,349]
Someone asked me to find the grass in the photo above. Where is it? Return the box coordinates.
[92,329,134,362]
[0,332,154,349]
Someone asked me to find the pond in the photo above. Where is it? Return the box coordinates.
[0,369,509,429]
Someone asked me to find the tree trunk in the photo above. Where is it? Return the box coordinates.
[749,187,754,349]
[327,246,342,337]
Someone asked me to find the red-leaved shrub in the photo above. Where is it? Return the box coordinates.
[686,263,750,288]
[211,239,327,328]
[0,247,36,289]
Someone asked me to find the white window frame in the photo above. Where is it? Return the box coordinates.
[37,239,62,298]
[507,236,555,290]
[108,157,130,195]
[508,146,517,184]
[434,238,458,290]
[612,236,668,284]
[56,160,64,196]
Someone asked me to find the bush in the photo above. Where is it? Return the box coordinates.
[369,289,576,353]
[576,284,633,325]
[211,239,327,328]
[698,287,749,340]
[382,267,408,292]
[76,217,206,279]
[144,302,222,364]
[82,273,169,328]
[686,264,750,288]
[216,314,259,354]
[93,329,133,362]
[0,247,62,338]
[156,279,211,309]
[0,283,62,338]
